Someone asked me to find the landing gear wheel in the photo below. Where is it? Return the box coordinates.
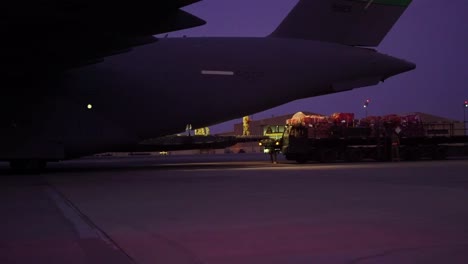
[9,160,47,174]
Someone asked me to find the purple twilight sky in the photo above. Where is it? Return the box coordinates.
[166,0,468,133]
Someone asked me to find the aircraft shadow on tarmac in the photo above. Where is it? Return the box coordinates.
[0,157,281,175]
[0,155,467,175]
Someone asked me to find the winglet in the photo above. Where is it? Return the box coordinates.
[269,0,412,46]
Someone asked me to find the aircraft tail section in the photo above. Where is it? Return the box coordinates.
[269,0,412,46]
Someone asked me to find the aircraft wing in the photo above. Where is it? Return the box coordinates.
[1,0,205,76]
[270,0,412,46]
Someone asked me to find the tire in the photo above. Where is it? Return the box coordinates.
[319,149,337,163]
[9,160,47,174]
[403,147,420,161]
[295,155,308,164]
[284,154,295,161]
[345,149,363,162]
[432,147,447,160]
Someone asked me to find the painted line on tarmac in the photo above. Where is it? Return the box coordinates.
[179,165,322,172]
[46,187,101,239]
[177,162,440,172]
[45,185,136,263]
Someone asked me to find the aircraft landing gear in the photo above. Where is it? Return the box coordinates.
[9,159,47,174]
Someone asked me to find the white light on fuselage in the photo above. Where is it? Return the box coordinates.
[87,104,93,109]
[201,70,234,76]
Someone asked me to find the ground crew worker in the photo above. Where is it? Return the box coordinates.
[261,139,279,164]
[242,116,250,136]
[269,149,277,164]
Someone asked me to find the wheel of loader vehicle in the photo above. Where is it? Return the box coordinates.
[285,154,295,161]
[295,155,308,164]
[345,148,363,162]
[320,149,337,163]
[432,146,447,160]
[403,147,420,161]
[412,147,421,161]
[9,159,47,174]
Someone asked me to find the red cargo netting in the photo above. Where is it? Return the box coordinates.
[382,114,402,126]
[400,114,425,137]
[330,113,354,127]
[309,122,333,138]
[286,112,306,126]
[359,114,425,137]
[359,116,381,127]
[288,111,429,139]
[286,112,326,126]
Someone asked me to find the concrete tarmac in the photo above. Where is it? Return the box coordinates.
[1,154,468,264]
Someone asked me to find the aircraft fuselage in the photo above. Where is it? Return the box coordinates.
[0,37,415,160]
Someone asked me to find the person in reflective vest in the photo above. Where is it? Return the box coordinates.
[391,130,400,161]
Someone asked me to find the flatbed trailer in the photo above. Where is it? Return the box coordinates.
[281,113,468,163]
